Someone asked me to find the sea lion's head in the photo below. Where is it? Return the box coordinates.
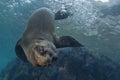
[26,40,58,66]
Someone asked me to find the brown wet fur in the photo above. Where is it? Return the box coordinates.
[18,8,58,66]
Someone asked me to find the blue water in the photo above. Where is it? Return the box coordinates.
[0,0,120,73]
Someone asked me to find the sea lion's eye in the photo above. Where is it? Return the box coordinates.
[39,46,44,53]
[35,46,44,55]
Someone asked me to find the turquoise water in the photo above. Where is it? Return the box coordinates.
[0,0,120,73]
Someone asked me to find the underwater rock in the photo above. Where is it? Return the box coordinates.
[1,47,120,80]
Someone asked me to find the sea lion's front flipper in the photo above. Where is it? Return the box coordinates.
[15,39,28,62]
[55,36,84,48]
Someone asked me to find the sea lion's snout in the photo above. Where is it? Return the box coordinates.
[31,40,58,66]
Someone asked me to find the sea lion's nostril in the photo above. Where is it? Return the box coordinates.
[49,53,53,57]
[44,50,48,54]
[44,51,53,57]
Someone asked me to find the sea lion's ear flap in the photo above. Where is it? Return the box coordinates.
[15,39,28,62]
[55,36,84,48]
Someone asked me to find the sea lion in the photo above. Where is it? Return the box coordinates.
[15,7,83,66]
[55,8,71,20]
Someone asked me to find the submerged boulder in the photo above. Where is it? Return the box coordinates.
[1,47,120,80]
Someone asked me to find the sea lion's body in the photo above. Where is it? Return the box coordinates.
[15,7,83,66]
[23,8,55,42]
